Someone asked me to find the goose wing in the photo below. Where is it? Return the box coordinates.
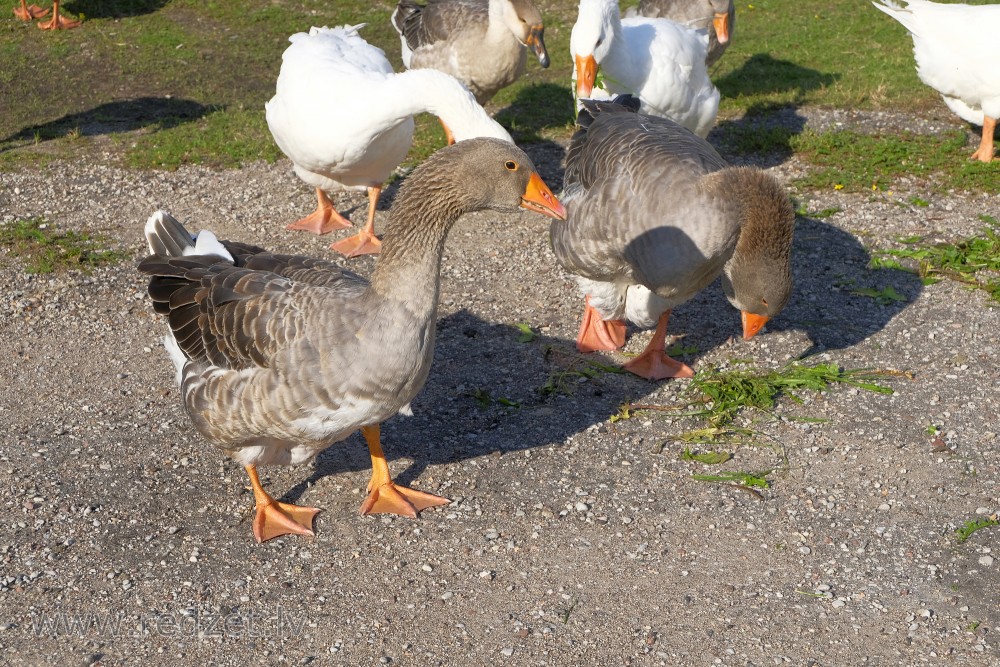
[392,0,487,52]
[138,250,368,372]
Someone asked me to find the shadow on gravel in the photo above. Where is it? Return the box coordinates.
[0,97,213,149]
[284,314,646,504]
[279,217,921,507]
[63,0,168,19]
[782,215,924,358]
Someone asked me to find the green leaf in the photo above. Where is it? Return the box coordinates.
[515,322,537,343]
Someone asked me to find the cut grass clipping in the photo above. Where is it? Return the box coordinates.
[871,215,1000,302]
[616,361,897,443]
[955,517,999,544]
[0,218,126,274]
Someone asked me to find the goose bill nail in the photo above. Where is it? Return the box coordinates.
[521,173,567,220]
[575,54,597,98]
[527,26,549,67]
[742,312,769,340]
[713,13,730,44]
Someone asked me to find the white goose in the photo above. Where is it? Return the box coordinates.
[626,0,735,66]
[873,0,1000,162]
[570,0,720,138]
[265,25,513,257]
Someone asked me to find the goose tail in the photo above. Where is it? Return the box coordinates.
[143,210,234,263]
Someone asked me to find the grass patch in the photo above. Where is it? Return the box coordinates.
[875,216,1000,301]
[611,362,899,447]
[686,362,895,429]
[0,218,128,273]
[1,0,992,172]
[955,517,999,543]
[789,130,1000,194]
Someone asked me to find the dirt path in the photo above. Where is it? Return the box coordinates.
[0,119,997,665]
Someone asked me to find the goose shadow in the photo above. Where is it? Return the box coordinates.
[280,214,922,506]
[709,103,808,169]
[1,97,214,150]
[281,310,645,503]
[633,214,924,364]
[63,0,168,19]
[714,53,839,100]
[494,82,576,145]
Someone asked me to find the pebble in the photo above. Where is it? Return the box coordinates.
[978,555,994,567]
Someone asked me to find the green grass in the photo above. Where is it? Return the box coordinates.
[955,517,999,543]
[685,361,894,429]
[0,218,128,273]
[2,0,996,175]
[788,130,1000,194]
[874,216,1000,301]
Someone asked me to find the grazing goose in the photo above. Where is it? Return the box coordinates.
[550,98,794,380]
[139,138,566,543]
[626,0,735,66]
[265,25,512,257]
[570,0,720,138]
[873,0,1000,162]
[391,0,550,142]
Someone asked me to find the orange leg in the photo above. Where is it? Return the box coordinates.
[576,295,626,353]
[286,187,352,234]
[246,464,319,543]
[13,0,48,20]
[971,116,996,163]
[329,186,383,257]
[37,0,78,29]
[439,118,456,146]
[622,310,694,380]
[358,424,449,517]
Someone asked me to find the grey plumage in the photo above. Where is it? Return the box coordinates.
[391,0,550,105]
[552,97,794,346]
[140,138,550,468]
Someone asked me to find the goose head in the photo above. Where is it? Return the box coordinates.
[408,138,567,221]
[570,0,619,99]
[500,0,550,68]
[710,0,733,44]
[718,173,795,340]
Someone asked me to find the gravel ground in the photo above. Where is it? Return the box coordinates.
[0,110,998,666]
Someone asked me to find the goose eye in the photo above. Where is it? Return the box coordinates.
[505,160,518,171]
[762,298,769,307]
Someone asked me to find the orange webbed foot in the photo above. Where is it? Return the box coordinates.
[251,500,320,543]
[359,482,449,518]
[576,297,626,352]
[623,349,694,380]
[286,209,351,234]
[13,3,49,19]
[38,13,79,29]
[329,230,382,258]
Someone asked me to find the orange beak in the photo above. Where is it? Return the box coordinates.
[741,311,769,340]
[574,53,597,99]
[713,12,731,44]
[521,172,567,220]
[525,25,550,68]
